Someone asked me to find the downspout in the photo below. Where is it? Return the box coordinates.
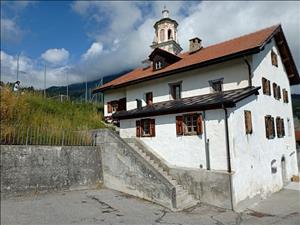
[223,106,231,173]
[203,111,210,170]
[223,105,234,210]
[244,58,252,87]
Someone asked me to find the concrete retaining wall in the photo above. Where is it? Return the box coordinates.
[169,167,232,209]
[95,129,176,209]
[1,145,102,194]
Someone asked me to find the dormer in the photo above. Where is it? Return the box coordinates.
[149,48,181,71]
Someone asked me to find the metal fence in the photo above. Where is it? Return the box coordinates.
[0,126,97,146]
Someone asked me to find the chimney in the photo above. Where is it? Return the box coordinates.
[189,37,202,53]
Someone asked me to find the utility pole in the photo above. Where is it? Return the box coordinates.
[16,53,20,81]
[66,70,69,99]
[44,64,47,98]
[85,73,88,103]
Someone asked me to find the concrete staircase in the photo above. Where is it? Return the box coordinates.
[124,138,198,210]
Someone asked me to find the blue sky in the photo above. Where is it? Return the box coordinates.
[1,1,299,93]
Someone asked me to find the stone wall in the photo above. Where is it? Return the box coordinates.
[169,167,232,209]
[95,129,176,210]
[1,145,102,194]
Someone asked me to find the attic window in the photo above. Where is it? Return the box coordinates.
[209,78,224,92]
[271,50,278,67]
[155,61,162,70]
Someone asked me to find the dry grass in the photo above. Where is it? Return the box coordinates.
[0,87,105,144]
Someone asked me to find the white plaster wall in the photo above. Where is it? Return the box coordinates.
[126,58,249,111]
[103,89,126,116]
[120,109,228,170]
[228,38,298,208]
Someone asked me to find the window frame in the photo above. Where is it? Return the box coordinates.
[271,49,278,67]
[183,114,198,135]
[176,113,203,136]
[265,115,275,139]
[145,92,153,105]
[169,81,182,100]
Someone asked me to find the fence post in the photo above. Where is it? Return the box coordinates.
[25,127,30,146]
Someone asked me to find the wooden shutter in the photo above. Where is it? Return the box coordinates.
[176,116,183,135]
[262,78,267,94]
[136,120,141,137]
[196,114,203,135]
[118,98,126,111]
[267,80,271,95]
[271,117,275,138]
[265,116,269,138]
[107,102,112,113]
[277,86,281,100]
[150,119,155,137]
[273,83,277,99]
[281,119,285,136]
[276,117,281,138]
[244,111,252,134]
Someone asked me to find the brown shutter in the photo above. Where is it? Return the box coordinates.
[273,83,277,99]
[176,116,183,135]
[267,80,271,95]
[196,114,203,135]
[136,120,141,137]
[244,111,252,134]
[277,86,281,99]
[271,117,275,138]
[107,102,112,113]
[276,117,281,138]
[265,116,269,138]
[118,98,126,111]
[262,78,267,94]
[150,119,155,137]
[281,119,285,136]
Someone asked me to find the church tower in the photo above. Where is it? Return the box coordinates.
[151,6,182,55]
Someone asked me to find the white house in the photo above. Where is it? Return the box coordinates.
[94,8,299,209]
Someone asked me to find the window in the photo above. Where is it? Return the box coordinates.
[244,110,253,134]
[273,83,278,99]
[145,92,153,105]
[176,114,203,136]
[168,29,172,40]
[154,61,162,70]
[262,77,271,95]
[107,101,118,113]
[283,89,289,103]
[265,115,275,139]
[136,119,155,137]
[209,78,223,92]
[276,117,285,138]
[169,82,182,100]
[271,50,278,67]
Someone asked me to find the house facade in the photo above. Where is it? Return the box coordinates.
[94,8,299,209]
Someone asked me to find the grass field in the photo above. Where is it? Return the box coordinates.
[0,87,105,144]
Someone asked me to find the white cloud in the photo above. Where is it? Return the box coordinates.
[1,18,22,43]
[41,48,69,65]
[0,50,81,88]
[82,42,103,60]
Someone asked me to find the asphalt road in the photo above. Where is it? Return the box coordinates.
[1,187,299,225]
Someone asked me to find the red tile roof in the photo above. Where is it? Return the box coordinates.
[94,24,299,92]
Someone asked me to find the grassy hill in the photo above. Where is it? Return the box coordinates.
[0,87,105,144]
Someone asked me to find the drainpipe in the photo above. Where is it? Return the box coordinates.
[203,111,210,170]
[223,106,231,173]
[244,58,252,87]
[223,105,235,210]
